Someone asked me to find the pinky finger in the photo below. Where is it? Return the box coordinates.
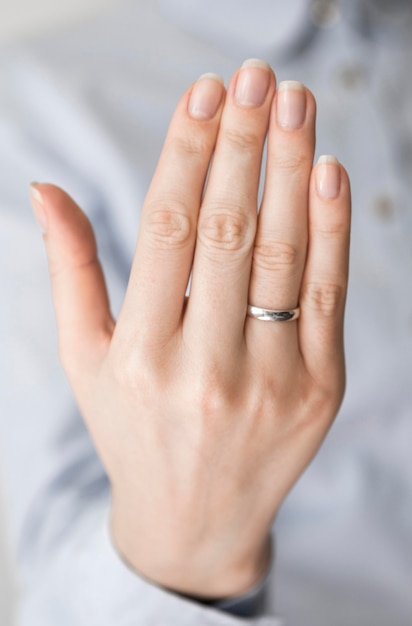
[298,156,351,387]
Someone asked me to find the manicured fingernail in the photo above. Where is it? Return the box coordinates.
[316,155,341,199]
[277,81,306,129]
[188,73,224,120]
[29,182,48,233]
[235,59,271,107]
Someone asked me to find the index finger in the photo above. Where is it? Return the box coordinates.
[113,75,225,352]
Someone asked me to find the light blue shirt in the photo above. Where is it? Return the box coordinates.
[0,1,412,624]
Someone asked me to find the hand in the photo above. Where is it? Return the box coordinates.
[30,59,351,599]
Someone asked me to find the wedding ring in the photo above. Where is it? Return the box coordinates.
[247,304,300,322]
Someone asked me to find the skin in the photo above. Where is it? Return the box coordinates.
[30,60,351,599]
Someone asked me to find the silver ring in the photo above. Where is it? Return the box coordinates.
[247,304,300,322]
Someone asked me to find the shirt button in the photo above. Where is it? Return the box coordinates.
[311,0,341,28]
[371,193,396,221]
[336,63,368,91]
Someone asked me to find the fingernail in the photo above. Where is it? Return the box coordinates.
[277,81,306,129]
[188,73,224,120]
[235,59,271,107]
[29,182,48,233]
[316,155,341,199]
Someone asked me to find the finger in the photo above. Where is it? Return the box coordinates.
[30,183,114,376]
[185,60,276,353]
[246,81,316,356]
[115,75,225,352]
[299,156,351,386]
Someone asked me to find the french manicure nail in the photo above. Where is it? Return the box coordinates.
[29,182,48,233]
[188,73,224,120]
[277,81,306,129]
[235,58,271,107]
[316,155,341,199]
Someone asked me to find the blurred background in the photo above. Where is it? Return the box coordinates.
[0,0,115,46]
[0,2,116,623]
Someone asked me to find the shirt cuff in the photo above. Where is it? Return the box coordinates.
[96,511,282,625]
[174,536,274,618]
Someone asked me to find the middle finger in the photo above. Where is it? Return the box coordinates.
[185,59,276,353]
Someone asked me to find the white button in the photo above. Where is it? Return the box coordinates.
[335,63,368,91]
[371,193,396,221]
[311,0,341,28]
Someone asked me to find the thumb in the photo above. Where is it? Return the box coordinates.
[29,183,114,377]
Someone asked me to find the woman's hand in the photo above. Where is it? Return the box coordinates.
[30,60,351,599]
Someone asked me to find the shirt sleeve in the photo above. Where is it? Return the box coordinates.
[17,502,282,626]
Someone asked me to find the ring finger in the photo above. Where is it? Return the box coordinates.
[247,81,316,353]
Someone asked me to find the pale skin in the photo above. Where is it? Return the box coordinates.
[30,60,351,600]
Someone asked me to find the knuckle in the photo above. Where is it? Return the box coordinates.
[111,351,140,390]
[144,205,193,250]
[173,132,210,157]
[317,221,350,240]
[198,210,254,254]
[223,126,261,152]
[305,381,345,425]
[197,384,227,418]
[190,364,232,418]
[271,150,310,172]
[303,281,344,317]
[295,391,335,432]
[193,383,236,439]
[252,239,300,277]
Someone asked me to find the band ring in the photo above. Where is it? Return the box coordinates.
[247,304,300,322]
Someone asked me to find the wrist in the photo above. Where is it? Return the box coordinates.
[173,538,273,610]
[110,507,272,599]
